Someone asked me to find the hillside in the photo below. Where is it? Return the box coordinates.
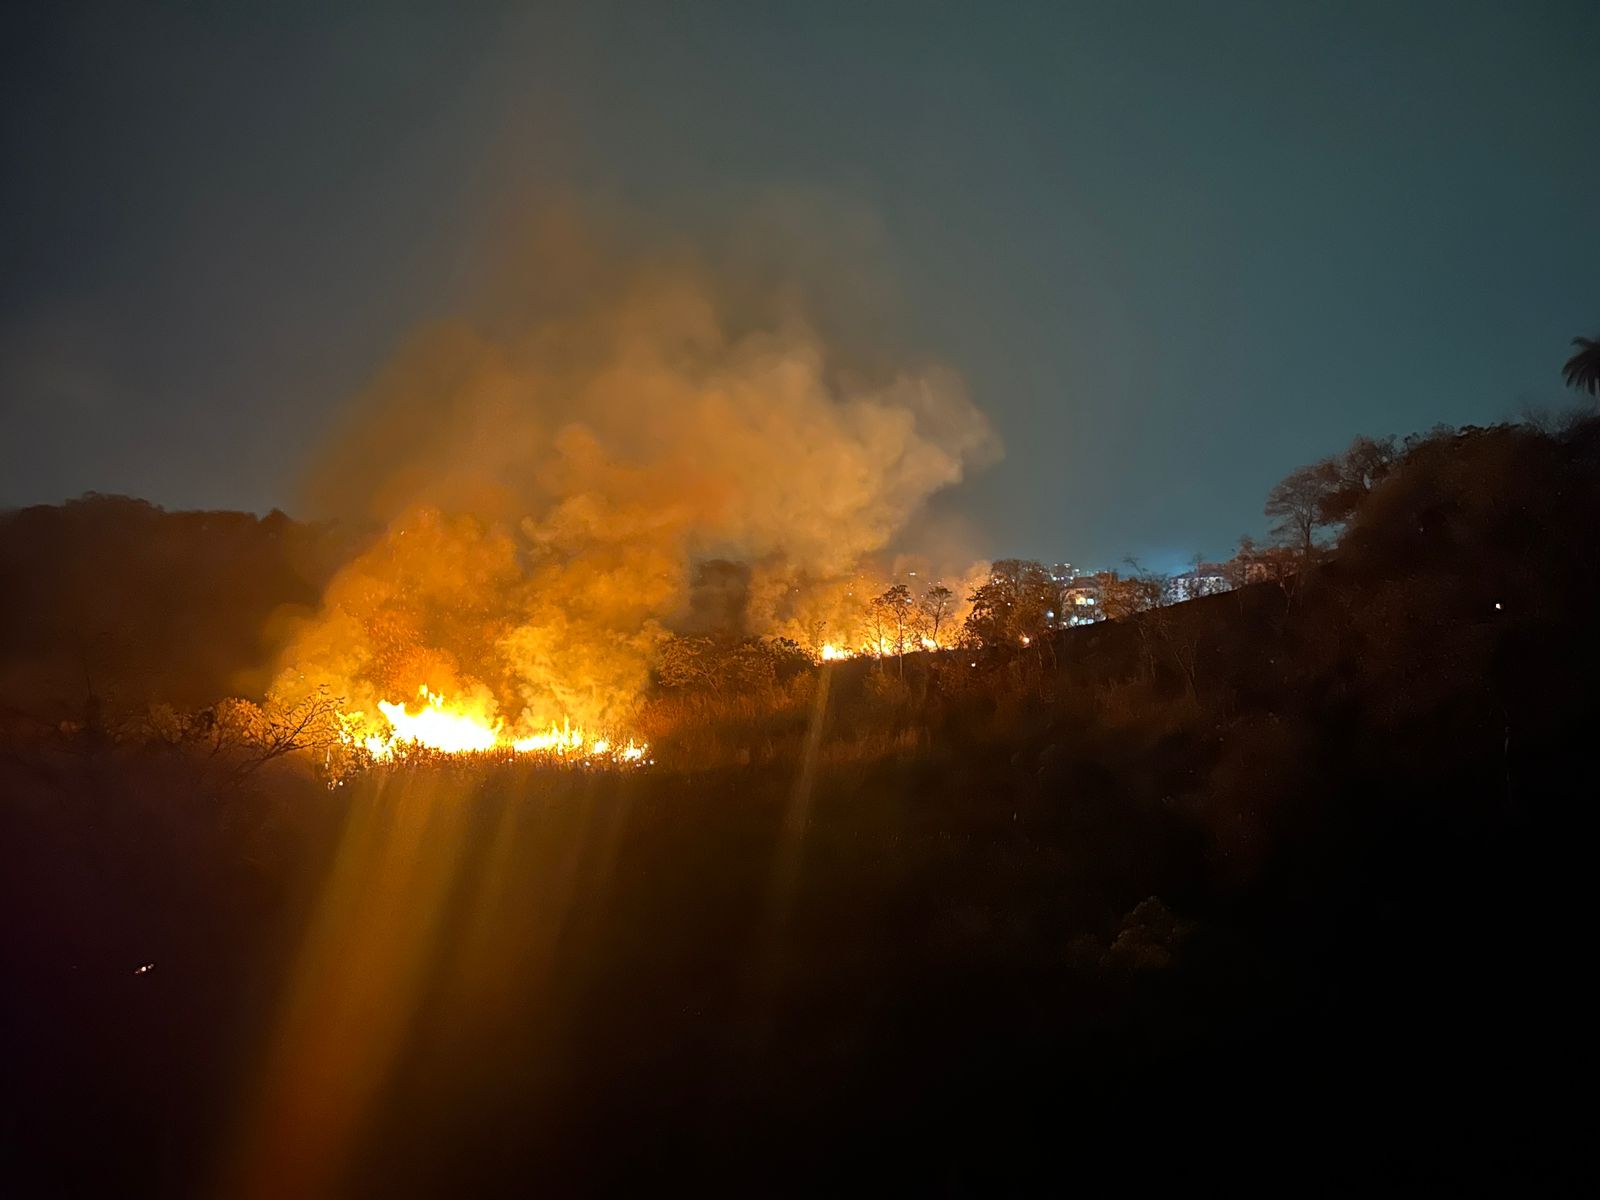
[2,419,1595,1192]
[0,495,347,721]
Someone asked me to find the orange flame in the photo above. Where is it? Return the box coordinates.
[354,687,648,766]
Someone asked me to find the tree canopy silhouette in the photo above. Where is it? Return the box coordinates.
[963,559,1055,648]
[1264,462,1337,558]
[1563,334,1600,397]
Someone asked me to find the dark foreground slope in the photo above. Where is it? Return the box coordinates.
[2,422,1596,1194]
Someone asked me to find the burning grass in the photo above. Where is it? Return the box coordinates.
[354,685,649,767]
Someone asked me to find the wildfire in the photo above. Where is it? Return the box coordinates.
[370,688,497,755]
[816,636,946,663]
[355,687,648,766]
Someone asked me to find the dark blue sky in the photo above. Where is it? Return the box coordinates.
[3,1,1596,566]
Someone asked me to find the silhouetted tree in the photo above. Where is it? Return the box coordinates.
[870,583,915,671]
[1096,563,1172,682]
[1317,435,1397,527]
[656,635,812,695]
[1221,535,1300,597]
[1099,564,1166,622]
[142,687,349,782]
[917,584,956,648]
[1265,461,1338,558]
[963,560,1055,648]
[1563,334,1600,397]
[656,635,722,692]
[862,596,893,661]
[1220,536,1258,594]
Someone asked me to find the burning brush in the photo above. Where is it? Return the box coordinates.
[349,686,649,767]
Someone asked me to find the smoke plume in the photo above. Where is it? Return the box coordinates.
[278,213,1000,734]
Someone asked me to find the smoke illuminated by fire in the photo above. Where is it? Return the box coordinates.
[275,214,1000,760]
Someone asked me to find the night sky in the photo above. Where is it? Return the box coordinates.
[4,1,1596,568]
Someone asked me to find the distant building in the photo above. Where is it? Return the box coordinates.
[1059,576,1104,625]
[1039,562,1081,626]
[1165,564,1230,604]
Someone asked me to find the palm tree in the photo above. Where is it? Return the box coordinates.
[1563,335,1600,397]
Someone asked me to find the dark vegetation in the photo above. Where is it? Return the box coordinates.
[0,496,345,723]
[3,418,1597,1193]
